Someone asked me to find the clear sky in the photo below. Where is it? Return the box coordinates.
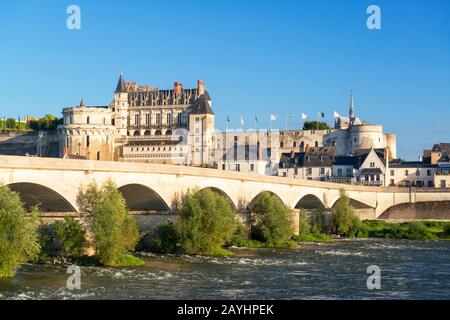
[0,0,449,160]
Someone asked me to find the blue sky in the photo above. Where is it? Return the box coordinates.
[0,0,449,160]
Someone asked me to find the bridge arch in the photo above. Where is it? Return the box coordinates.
[197,180,238,209]
[248,191,285,210]
[294,194,325,210]
[198,186,238,210]
[330,196,374,210]
[7,182,77,213]
[117,184,170,212]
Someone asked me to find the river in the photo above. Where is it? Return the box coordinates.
[0,239,449,300]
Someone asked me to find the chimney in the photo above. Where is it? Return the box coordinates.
[174,82,183,96]
[197,80,205,95]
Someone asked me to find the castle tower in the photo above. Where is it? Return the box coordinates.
[188,89,215,167]
[112,73,129,137]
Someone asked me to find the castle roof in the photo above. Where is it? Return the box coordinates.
[115,74,127,93]
[190,94,214,115]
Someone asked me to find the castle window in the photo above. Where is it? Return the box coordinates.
[97,151,100,160]
[177,113,182,126]
[156,113,162,126]
[86,136,90,147]
[167,113,173,126]
[145,114,150,126]
[315,141,319,147]
[293,142,297,148]
[370,162,375,168]
[280,142,284,148]
[111,119,115,126]
[155,130,162,136]
[134,114,139,126]
[87,116,90,124]
[166,130,172,136]
[144,130,151,136]
[133,130,140,136]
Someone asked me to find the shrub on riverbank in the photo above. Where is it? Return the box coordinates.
[0,185,41,278]
[360,220,450,240]
[250,192,294,246]
[55,217,88,257]
[77,181,143,267]
[332,190,363,237]
[153,222,180,254]
[176,189,237,255]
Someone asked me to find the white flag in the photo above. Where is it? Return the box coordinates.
[270,114,279,121]
[240,116,245,127]
[301,113,308,120]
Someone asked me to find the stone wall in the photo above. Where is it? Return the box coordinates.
[0,131,59,157]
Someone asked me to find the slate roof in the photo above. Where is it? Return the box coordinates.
[190,94,214,115]
[279,147,336,168]
[389,160,437,168]
[115,74,127,93]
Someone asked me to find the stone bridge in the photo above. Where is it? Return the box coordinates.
[1,155,450,221]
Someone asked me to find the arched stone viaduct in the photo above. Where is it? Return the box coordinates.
[1,155,450,220]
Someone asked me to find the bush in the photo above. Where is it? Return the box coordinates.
[310,207,328,234]
[229,223,249,247]
[54,217,88,257]
[176,189,237,255]
[250,192,293,245]
[332,190,360,236]
[77,181,141,266]
[153,222,180,254]
[0,185,41,278]
[444,223,450,235]
[298,209,310,235]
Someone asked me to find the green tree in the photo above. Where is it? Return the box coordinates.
[176,189,236,255]
[250,192,293,244]
[298,209,310,235]
[303,121,329,130]
[332,190,360,236]
[0,184,40,278]
[77,181,140,266]
[54,217,88,257]
[153,222,180,254]
[5,118,16,129]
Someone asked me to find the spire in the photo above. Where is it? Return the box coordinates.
[79,98,85,108]
[115,73,127,93]
[349,91,355,124]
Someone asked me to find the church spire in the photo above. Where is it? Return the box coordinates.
[115,73,127,93]
[79,98,85,108]
[349,91,355,125]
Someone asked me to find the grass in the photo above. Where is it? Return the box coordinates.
[105,253,145,267]
[292,232,333,243]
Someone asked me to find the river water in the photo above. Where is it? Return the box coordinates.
[0,239,449,300]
